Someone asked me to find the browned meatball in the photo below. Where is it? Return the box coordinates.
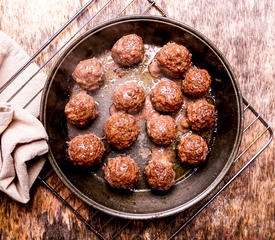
[145,159,175,191]
[64,91,98,127]
[67,134,105,167]
[150,80,183,113]
[182,69,211,96]
[104,112,139,149]
[187,100,215,131]
[147,115,177,146]
[103,156,140,189]
[156,42,192,78]
[177,134,208,165]
[111,34,144,67]
[113,82,145,113]
[72,57,104,91]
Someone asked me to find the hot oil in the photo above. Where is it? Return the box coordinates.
[67,44,217,190]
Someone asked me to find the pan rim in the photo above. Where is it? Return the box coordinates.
[40,15,243,219]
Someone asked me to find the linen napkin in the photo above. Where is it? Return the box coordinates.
[0,31,48,203]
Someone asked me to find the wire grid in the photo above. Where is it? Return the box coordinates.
[0,0,273,239]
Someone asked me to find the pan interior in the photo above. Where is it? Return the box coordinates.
[43,18,242,218]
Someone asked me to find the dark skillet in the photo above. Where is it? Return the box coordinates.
[40,16,243,219]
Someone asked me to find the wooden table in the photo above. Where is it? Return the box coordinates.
[0,0,274,239]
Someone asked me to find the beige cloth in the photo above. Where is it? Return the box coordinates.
[0,31,48,203]
[0,31,46,117]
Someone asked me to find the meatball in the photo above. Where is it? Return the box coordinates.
[104,112,139,149]
[156,42,192,78]
[111,34,144,67]
[187,100,215,131]
[177,134,208,165]
[103,156,140,189]
[147,115,177,146]
[182,69,211,96]
[72,57,104,91]
[67,134,105,167]
[150,80,183,113]
[145,159,175,191]
[64,91,98,127]
[113,82,145,113]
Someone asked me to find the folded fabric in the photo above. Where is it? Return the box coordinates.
[0,31,48,203]
[0,30,46,117]
[0,103,48,203]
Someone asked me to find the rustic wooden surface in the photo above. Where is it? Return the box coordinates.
[0,0,274,239]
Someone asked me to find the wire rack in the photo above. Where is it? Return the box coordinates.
[1,0,273,239]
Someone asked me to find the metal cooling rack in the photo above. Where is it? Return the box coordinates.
[1,0,273,239]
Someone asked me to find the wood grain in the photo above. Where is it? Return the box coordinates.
[0,0,274,239]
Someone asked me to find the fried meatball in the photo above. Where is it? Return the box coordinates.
[103,156,140,189]
[113,82,145,113]
[72,57,104,91]
[104,112,139,149]
[147,115,177,146]
[64,91,98,127]
[177,134,208,165]
[145,159,175,191]
[150,80,183,113]
[67,134,105,166]
[156,42,192,78]
[182,69,211,96]
[187,100,215,131]
[111,34,144,67]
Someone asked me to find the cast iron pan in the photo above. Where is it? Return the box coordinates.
[40,16,243,219]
